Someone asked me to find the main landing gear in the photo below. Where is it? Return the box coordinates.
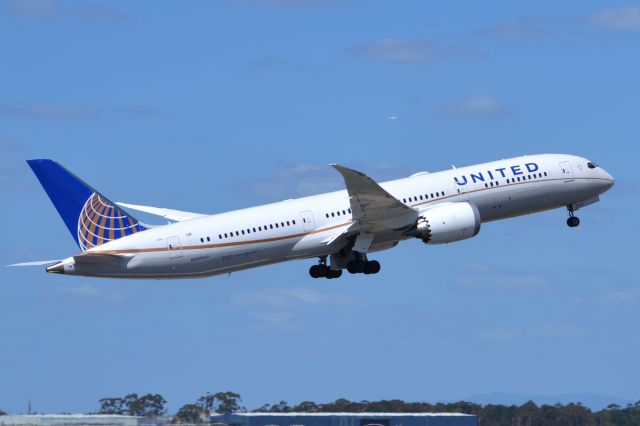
[308,253,381,279]
[566,206,580,228]
[309,257,342,279]
[346,258,380,275]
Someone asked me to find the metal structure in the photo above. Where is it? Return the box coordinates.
[211,412,477,426]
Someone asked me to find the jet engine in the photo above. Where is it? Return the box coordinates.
[405,202,481,244]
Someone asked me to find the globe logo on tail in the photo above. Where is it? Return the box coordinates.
[77,193,144,251]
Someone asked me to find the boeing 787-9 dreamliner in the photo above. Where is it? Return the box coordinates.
[11,154,614,279]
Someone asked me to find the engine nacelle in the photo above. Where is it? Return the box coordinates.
[407,202,481,244]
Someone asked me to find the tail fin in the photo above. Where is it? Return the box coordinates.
[27,159,146,251]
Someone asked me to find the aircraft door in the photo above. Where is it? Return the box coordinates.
[166,236,183,259]
[300,210,316,232]
[560,161,574,182]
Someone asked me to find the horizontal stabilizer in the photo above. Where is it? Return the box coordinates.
[8,259,62,267]
[73,253,132,265]
[116,202,206,222]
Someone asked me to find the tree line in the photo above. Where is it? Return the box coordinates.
[3,394,640,425]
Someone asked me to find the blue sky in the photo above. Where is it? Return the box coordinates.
[1,0,639,415]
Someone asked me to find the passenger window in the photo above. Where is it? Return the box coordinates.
[281,222,284,227]
[235,231,239,236]
[207,237,210,241]
[403,198,406,203]
[224,233,228,238]
[292,220,296,225]
[431,193,434,198]
[218,235,222,239]
[275,223,279,228]
[200,238,204,243]
[270,224,273,229]
[253,227,256,232]
[544,172,548,176]
[331,212,335,217]
[241,230,245,235]
[337,211,341,216]
[348,209,352,213]
[419,195,423,200]
[326,213,329,218]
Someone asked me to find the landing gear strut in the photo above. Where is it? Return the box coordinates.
[567,206,580,228]
[309,257,342,279]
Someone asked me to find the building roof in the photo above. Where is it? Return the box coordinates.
[217,412,474,417]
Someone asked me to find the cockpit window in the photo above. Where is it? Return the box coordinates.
[587,162,598,169]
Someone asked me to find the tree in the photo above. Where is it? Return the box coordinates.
[214,392,244,414]
[174,404,206,424]
[98,397,126,415]
[98,393,166,418]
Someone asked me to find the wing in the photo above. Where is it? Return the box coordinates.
[116,202,207,222]
[331,164,418,230]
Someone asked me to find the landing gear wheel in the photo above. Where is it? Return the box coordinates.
[567,216,580,227]
[365,260,381,274]
[309,265,322,278]
[326,269,342,279]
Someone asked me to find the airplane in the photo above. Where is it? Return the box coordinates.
[10,154,614,279]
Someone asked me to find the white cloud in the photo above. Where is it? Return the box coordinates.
[234,287,349,307]
[436,93,508,120]
[347,38,482,64]
[600,289,640,306]
[2,0,132,21]
[0,103,159,120]
[4,0,57,18]
[455,264,547,287]
[242,162,409,200]
[589,6,640,30]
[58,283,125,303]
[473,16,554,38]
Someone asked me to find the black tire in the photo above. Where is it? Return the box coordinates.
[346,261,357,274]
[567,217,580,227]
[326,269,342,279]
[354,260,366,273]
[309,265,321,278]
[318,264,329,277]
[367,260,381,274]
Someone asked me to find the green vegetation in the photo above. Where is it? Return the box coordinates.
[173,391,244,424]
[91,392,640,425]
[254,398,640,426]
[98,393,166,417]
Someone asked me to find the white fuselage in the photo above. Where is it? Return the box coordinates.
[55,154,614,278]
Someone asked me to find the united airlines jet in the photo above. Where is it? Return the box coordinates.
[11,154,614,279]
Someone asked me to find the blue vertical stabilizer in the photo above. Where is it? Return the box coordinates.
[27,159,146,251]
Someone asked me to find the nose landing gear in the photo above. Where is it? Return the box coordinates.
[567,206,580,227]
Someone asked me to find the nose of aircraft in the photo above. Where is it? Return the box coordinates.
[600,168,615,192]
